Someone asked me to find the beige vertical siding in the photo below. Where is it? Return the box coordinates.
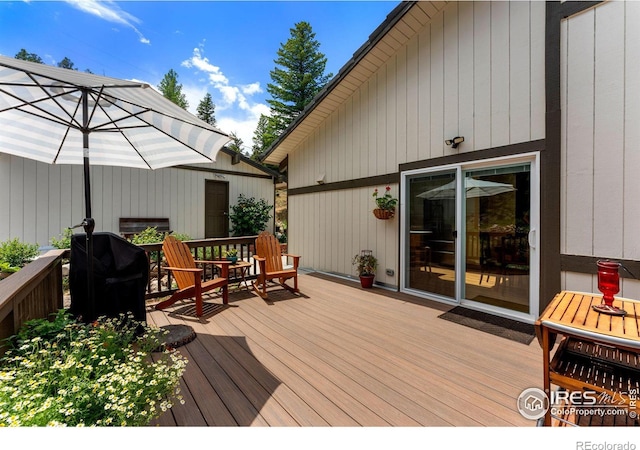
[289,1,545,190]
[560,1,640,297]
[0,153,274,246]
[288,1,545,284]
[290,185,399,286]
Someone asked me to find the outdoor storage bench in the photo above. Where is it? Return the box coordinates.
[119,217,171,239]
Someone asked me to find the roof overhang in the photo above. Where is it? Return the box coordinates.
[261,1,448,166]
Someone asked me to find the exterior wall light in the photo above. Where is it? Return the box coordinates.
[445,136,464,149]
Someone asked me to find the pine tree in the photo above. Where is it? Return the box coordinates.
[15,49,43,64]
[196,93,216,126]
[254,21,332,154]
[57,57,76,70]
[158,69,189,109]
[251,114,279,160]
[227,131,244,154]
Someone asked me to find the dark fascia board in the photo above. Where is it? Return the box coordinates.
[259,0,412,164]
[219,146,280,178]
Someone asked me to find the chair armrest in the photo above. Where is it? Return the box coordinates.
[165,266,202,273]
[284,254,301,270]
[195,259,232,266]
[252,256,266,262]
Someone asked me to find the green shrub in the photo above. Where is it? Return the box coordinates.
[50,228,73,250]
[0,237,40,269]
[128,227,167,245]
[128,227,192,245]
[0,310,187,426]
[229,194,273,236]
[170,232,192,242]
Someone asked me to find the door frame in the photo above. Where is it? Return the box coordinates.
[400,152,540,322]
[204,179,230,238]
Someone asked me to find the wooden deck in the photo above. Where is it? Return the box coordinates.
[146,272,543,426]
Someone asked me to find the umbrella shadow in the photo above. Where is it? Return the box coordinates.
[161,333,283,426]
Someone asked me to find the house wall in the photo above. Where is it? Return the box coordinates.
[560,1,640,298]
[288,1,545,284]
[0,152,274,247]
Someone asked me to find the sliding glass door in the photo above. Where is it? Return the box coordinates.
[405,170,457,300]
[463,164,531,313]
[401,156,538,319]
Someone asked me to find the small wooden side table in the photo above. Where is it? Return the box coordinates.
[535,290,640,426]
[218,261,252,292]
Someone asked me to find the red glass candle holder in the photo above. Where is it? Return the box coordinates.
[593,259,626,316]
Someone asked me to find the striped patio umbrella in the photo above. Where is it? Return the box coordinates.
[0,55,230,320]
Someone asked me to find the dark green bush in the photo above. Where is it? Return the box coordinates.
[0,237,40,269]
[50,228,73,250]
[229,194,273,236]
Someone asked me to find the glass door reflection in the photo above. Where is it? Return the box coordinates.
[407,171,457,300]
[463,165,531,313]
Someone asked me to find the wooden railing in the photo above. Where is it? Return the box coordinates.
[0,249,66,354]
[0,236,262,353]
[138,236,260,299]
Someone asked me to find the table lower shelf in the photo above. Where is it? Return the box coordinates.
[547,337,640,426]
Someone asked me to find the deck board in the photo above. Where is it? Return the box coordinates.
[147,272,542,426]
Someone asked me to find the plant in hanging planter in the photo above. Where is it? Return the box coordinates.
[352,251,378,288]
[372,186,397,219]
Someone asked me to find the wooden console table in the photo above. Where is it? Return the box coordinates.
[535,290,640,426]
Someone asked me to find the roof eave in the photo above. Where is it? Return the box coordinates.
[260,1,417,166]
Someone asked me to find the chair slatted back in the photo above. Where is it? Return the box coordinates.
[256,231,283,273]
[163,235,197,290]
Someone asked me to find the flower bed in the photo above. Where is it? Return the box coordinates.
[0,310,187,426]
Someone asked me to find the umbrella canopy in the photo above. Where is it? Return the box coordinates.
[418,178,515,200]
[0,55,229,171]
[0,55,230,321]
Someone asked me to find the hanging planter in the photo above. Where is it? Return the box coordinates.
[372,186,397,220]
[373,208,394,220]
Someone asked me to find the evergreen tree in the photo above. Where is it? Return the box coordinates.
[57,57,76,70]
[267,21,332,128]
[254,21,332,154]
[251,114,279,160]
[15,49,43,64]
[227,131,244,154]
[158,69,188,109]
[196,93,216,126]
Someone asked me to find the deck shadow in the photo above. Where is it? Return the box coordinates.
[157,333,283,426]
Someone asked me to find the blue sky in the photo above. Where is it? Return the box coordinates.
[0,0,399,152]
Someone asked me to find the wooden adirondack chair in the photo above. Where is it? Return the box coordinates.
[155,235,230,316]
[252,231,300,299]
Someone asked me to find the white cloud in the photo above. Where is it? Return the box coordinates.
[65,0,150,44]
[241,82,262,96]
[181,45,270,153]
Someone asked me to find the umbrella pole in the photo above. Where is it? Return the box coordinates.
[81,89,96,322]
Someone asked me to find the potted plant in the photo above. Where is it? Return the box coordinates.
[372,186,397,220]
[352,250,378,288]
[224,248,238,264]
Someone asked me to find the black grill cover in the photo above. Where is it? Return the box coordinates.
[69,232,149,323]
